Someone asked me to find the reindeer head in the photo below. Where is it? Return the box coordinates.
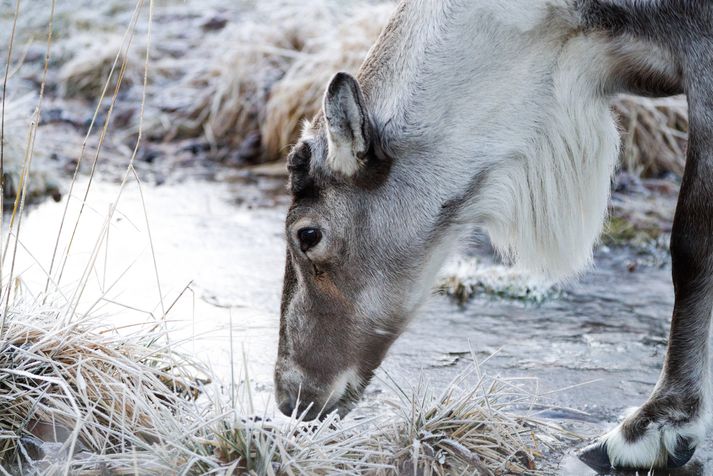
[273,72,456,420]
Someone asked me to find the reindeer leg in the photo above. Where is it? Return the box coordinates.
[580,145,713,469]
[579,12,713,467]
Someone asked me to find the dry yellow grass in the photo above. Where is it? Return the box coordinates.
[615,94,688,177]
[260,4,393,161]
[131,1,393,162]
[58,32,147,99]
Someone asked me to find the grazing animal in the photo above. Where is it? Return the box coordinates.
[273,0,713,470]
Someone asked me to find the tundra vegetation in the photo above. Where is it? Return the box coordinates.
[0,0,689,474]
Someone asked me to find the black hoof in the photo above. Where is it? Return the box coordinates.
[578,441,612,473]
[667,436,696,468]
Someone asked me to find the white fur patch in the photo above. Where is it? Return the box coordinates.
[603,403,709,469]
[483,35,620,280]
[326,367,360,408]
[604,425,667,469]
[356,0,621,282]
[326,134,360,176]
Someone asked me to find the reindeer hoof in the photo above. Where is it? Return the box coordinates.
[578,436,697,472]
[577,442,612,473]
[667,436,696,468]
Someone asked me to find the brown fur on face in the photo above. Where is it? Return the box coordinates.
[275,243,398,419]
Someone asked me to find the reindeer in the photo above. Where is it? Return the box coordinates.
[273,0,713,470]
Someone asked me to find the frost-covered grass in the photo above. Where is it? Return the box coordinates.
[0,306,573,475]
[439,258,560,305]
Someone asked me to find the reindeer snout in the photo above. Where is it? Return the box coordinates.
[277,395,321,419]
[277,396,295,416]
[274,363,353,420]
[274,366,322,420]
[275,380,329,420]
[276,389,327,421]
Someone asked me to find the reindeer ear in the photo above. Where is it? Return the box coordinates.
[323,72,372,177]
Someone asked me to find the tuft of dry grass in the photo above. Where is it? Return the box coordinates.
[138,1,393,163]
[364,370,572,476]
[0,302,206,474]
[614,94,688,177]
[153,19,312,147]
[58,32,146,99]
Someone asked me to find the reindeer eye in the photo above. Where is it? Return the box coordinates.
[298,228,322,252]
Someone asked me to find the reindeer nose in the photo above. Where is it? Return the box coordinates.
[278,397,296,416]
[278,396,321,420]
